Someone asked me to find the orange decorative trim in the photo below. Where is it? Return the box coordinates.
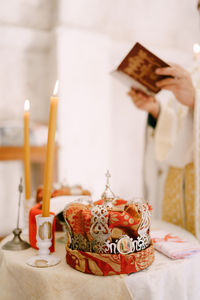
[66,244,154,276]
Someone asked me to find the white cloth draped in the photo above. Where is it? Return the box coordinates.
[125,220,200,300]
[0,232,132,300]
[1,221,200,300]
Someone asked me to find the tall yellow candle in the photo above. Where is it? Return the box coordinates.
[24,99,31,200]
[42,80,59,217]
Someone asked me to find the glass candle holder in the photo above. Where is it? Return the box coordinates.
[26,214,60,268]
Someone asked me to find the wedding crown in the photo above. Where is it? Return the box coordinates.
[63,171,154,275]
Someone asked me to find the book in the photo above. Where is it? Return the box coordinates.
[112,42,170,94]
[151,230,200,259]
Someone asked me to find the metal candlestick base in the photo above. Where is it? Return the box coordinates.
[2,178,30,251]
[2,228,30,251]
[26,214,61,268]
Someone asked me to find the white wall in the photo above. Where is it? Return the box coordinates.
[0,0,55,235]
[57,28,113,198]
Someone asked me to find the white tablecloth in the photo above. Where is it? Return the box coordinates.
[0,232,131,300]
[0,220,200,300]
[125,220,200,300]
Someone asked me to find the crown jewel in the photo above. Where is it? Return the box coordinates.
[101,170,116,203]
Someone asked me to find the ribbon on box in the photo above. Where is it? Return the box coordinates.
[151,230,200,259]
[29,203,56,252]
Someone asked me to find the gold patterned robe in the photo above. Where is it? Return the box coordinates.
[144,86,200,240]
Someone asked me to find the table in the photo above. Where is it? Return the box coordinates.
[0,220,200,300]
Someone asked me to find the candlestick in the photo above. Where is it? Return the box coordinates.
[24,99,31,200]
[26,214,60,267]
[2,178,30,250]
[42,80,59,217]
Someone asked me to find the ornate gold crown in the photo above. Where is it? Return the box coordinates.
[63,171,154,276]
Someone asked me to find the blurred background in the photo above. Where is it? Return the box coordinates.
[0,0,199,236]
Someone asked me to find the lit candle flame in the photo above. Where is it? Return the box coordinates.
[53,80,59,96]
[193,43,200,59]
[24,99,30,111]
[193,43,200,54]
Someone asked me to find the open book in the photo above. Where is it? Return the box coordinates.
[112,42,170,94]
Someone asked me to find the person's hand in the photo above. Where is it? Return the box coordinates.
[128,87,160,119]
[155,64,195,108]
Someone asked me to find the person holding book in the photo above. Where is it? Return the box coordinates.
[128,63,200,240]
